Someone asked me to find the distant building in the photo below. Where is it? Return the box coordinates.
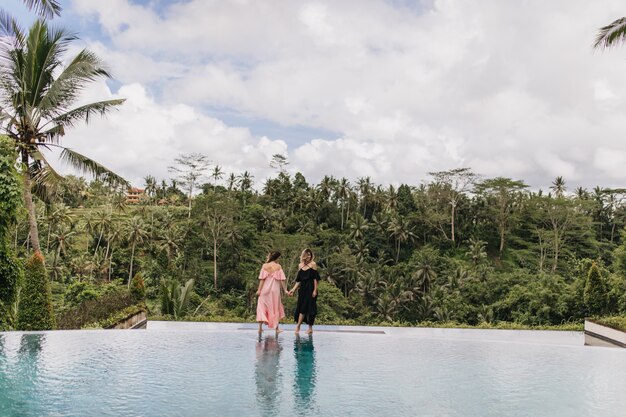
[126,187,145,204]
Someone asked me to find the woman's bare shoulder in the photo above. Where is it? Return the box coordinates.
[310,261,318,270]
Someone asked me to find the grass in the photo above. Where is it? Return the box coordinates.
[589,316,626,332]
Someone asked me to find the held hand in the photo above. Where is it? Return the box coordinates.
[312,290,317,298]
[256,289,261,297]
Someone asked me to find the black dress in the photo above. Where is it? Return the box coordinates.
[294,268,320,325]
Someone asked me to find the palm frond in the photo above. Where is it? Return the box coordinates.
[60,147,128,187]
[39,49,111,114]
[53,99,125,127]
[31,151,64,202]
[23,0,62,19]
[594,17,626,49]
[0,11,24,42]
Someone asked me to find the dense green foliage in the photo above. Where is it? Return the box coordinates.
[16,252,56,330]
[160,279,195,318]
[0,136,21,238]
[56,285,136,329]
[584,263,608,316]
[8,163,624,329]
[84,304,146,329]
[0,136,23,329]
[130,273,147,301]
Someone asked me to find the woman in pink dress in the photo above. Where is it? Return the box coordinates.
[256,251,289,333]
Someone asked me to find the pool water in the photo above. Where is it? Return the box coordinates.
[1,322,625,417]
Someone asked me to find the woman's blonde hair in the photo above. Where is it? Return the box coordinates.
[300,248,314,265]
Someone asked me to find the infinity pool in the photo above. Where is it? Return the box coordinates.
[1,322,625,416]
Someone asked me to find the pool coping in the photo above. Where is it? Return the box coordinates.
[146,321,586,347]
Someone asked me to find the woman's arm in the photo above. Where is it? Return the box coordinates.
[288,282,300,295]
[256,279,264,296]
[280,279,288,294]
[312,278,318,298]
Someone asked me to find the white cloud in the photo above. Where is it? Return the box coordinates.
[58,82,287,187]
[63,0,626,189]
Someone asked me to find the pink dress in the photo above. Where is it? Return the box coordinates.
[256,268,286,328]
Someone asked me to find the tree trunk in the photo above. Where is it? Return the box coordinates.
[396,239,400,263]
[341,203,345,230]
[53,245,60,274]
[213,237,218,289]
[94,230,104,256]
[21,151,41,253]
[108,249,114,282]
[450,201,456,243]
[128,242,136,287]
[499,228,505,256]
[46,221,52,251]
[187,183,193,219]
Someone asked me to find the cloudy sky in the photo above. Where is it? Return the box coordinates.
[6,0,626,189]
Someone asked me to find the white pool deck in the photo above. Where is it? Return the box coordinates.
[147,321,586,347]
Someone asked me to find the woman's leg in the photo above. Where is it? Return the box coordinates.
[295,313,304,333]
[258,322,263,332]
[306,324,313,334]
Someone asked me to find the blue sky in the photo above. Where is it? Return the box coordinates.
[5,0,626,189]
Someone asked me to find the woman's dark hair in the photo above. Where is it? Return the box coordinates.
[266,251,281,263]
[301,248,314,264]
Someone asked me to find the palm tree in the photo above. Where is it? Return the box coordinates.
[465,238,487,268]
[386,185,398,211]
[594,17,626,49]
[226,173,237,192]
[104,224,122,281]
[211,165,223,192]
[45,203,71,250]
[50,224,75,275]
[550,176,566,198]
[355,268,380,305]
[237,171,254,207]
[156,227,180,270]
[357,176,372,216]
[388,215,415,263]
[318,175,334,201]
[414,261,437,294]
[337,177,351,229]
[92,210,111,256]
[0,19,126,252]
[348,213,368,241]
[125,216,147,286]
[144,175,157,202]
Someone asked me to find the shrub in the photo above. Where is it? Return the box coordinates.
[56,289,135,329]
[64,281,99,306]
[160,278,195,318]
[83,304,146,329]
[130,273,146,300]
[16,252,56,330]
[0,242,21,310]
[0,136,22,327]
[220,271,246,292]
[0,136,21,240]
[584,262,608,316]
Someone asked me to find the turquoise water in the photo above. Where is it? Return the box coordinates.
[1,323,625,416]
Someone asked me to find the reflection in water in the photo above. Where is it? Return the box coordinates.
[19,333,46,356]
[255,334,283,414]
[18,334,46,379]
[293,334,316,410]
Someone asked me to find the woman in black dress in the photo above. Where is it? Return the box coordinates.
[288,248,320,334]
